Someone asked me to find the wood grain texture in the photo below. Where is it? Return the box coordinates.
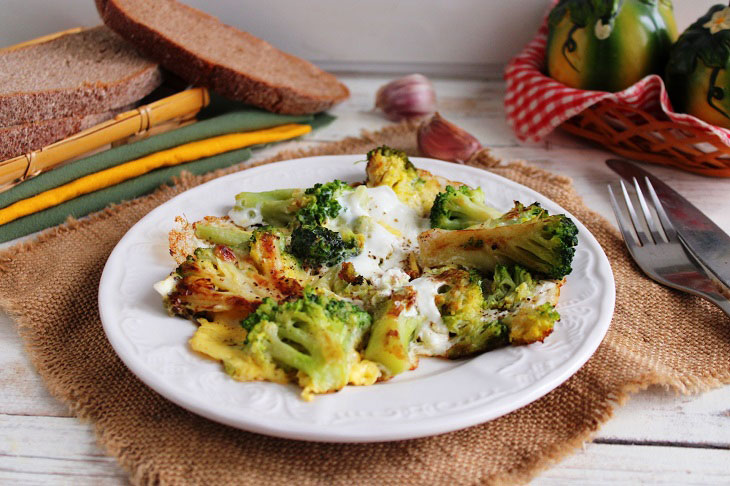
[0,74,729,484]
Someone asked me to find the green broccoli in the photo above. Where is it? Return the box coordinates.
[424,267,510,358]
[429,185,503,230]
[231,188,311,228]
[365,145,444,215]
[490,201,545,227]
[240,289,373,399]
[248,227,311,296]
[296,180,353,227]
[289,225,362,268]
[165,245,265,323]
[364,288,423,378]
[418,211,578,279]
[231,180,353,230]
[484,264,535,309]
[504,303,560,345]
[447,318,509,358]
[194,219,252,248]
[313,262,375,305]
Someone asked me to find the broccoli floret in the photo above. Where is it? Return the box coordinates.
[165,245,265,324]
[418,211,578,279]
[447,318,510,359]
[429,185,502,230]
[231,188,312,228]
[194,219,252,248]
[504,303,560,345]
[289,225,362,268]
[239,289,374,399]
[364,287,423,378]
[423,267,509,358]
[412,266,562,358]
[248,227,311,294]
[313,262,376,305]
[230,180,353,229]
[296,180,353,227]
[484,264,535,309]
[492,201,545,227]
[163,224,314,325]
[365,145,444,215]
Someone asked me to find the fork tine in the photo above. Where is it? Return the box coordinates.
[631,177,663,243]
[644,177,678,241]
[618,179,650,246]
[608,184,640,248]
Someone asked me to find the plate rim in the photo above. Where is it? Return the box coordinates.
[99,154,615,442]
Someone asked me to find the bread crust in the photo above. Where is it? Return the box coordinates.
[0,27,162,126]
[1,115,109,161]
[0,107,132,161]
[96,0,349,114]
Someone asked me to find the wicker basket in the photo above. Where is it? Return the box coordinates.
[561,100,730,177]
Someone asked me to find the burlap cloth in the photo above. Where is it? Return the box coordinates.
[1,122,729,485]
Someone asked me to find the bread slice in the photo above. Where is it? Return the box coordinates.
[0,108,127,161]
[95,0,349,114]
[0,26,162,126]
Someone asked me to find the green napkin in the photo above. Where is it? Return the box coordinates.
[0,108,314,209]
[0,113,334,244]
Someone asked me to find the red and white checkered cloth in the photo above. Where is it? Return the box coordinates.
[504,7,730,146]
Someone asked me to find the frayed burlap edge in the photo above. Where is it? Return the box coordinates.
[1,120,729,486]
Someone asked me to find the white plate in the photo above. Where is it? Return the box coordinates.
[99,155,615,443]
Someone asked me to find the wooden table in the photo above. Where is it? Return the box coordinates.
[1,74,729,484]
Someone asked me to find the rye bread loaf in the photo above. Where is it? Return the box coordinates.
[0,108,130,161]
[95,0,349,114]
[0,26,162,126]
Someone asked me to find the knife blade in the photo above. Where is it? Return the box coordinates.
[606,158,730,290]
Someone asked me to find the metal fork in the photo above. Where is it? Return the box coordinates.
[608,177,730,317]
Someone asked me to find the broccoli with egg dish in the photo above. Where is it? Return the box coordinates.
[364,287,424,378]
[365,145,444,215]
[163,227,311,325]
[504,303,560,345]
[239,289,378,399]
[419,202,578,279]
[484,264,535,310]
[425,267,509,358]
[429,185,503,230]
[420,265,561,358]
[297,180,353,226]
[231,180,362,269]
[193,217,252,248]
[290,225,362,268]
[488,201,545,227]
[164,245,268,325]
[231,188,310,228]
[231,180,353,229]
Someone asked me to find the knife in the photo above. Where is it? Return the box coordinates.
[606,158,730,290]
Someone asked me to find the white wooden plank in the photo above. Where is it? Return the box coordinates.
[0,472,125,486]
[1,414,110,460]
[535,443,730,485]
[0,316,71,417]
[595,386,730,448]
[0,415,127,485]
[1,414,728,486]
[0,462,127,486]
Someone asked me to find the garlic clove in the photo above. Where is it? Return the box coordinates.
[375,73,436,121]
[417,113,482,163]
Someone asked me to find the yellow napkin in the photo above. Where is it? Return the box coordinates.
[0,124,311,226]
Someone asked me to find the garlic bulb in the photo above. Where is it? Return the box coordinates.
[375,74,436,121]
[417,113,482,163]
